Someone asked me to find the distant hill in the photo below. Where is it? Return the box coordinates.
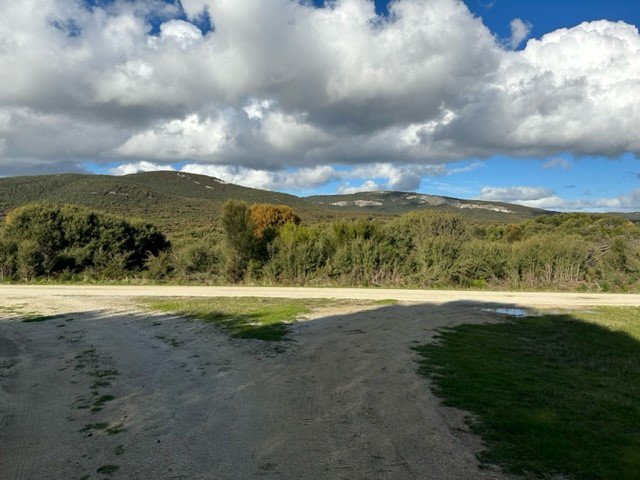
[0,171,335,231]
[0,171,552,232]
[306,190,548,222]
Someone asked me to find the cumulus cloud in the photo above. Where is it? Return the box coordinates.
[106,159,473,193]
[480,185,640,211]
[109,161,175,176]
[337,180,381,194]
[114,114,229,160]
[179,164,338,191]
[157,19,203,49]
[507,18,532,49]
[0,0,638,194]
[480,186,555,202]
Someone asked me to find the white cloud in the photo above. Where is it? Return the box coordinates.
[157,19,202,49]
[0,0,637,188]
[260,111,331,152]
[180,164,337,191]
[172,161,468,192]
[243,99,273,120]
[347,163,446,191]
[115,114,229,160]
[337,180,381,194]
[542,157,570,170]
[480,185,640,211]
[507,18,532,49]
[109,161,175,175]
[480,186,555,202]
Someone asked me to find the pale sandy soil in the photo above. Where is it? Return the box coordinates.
[2,284,640,306]
[2,286,634,479]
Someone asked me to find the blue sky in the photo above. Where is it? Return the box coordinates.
[2,0,640,210]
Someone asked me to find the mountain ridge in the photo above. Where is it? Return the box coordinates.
[0,170,554,231]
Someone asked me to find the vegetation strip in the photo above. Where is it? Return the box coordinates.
[1,200,639,293]
[144,297,309,340]
[413,307,640,480]
[142,296,390,341]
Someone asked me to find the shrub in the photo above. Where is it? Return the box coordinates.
[146,251,175,280]
[2,203,170,279]
[249,204,300,240]
[0,232,17,280]
[173,239,221,276]
[264,223,331,283]
[17,240,44,280]
[453,240,510,286]
[221,201,258,280]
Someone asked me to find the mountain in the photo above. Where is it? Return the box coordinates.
[0,171,550,232]
[306,190,546,222]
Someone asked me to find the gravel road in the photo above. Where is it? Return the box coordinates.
[2,285,640,306]
[1,287,637,479]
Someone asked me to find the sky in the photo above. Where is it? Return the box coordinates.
[0,0,639,211]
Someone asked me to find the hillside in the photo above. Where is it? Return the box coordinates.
[306,190,547,222]
[0,171,343,231]
[0,171,550,232]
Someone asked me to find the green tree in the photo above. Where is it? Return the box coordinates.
[221,201,258,281]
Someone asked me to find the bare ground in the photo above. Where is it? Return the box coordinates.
[2,286,635,479]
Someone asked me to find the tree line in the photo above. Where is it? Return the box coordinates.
[1,201,639,292]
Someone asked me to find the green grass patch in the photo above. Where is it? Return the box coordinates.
[0,305,20,314]
[375,299,399,305]
[90,394,115,412]
[79,422,108,433]
[105,423,127,435]
[142,297,369,341]
[91,380,111,389]
[414,307,640,479]
[96,464,119,474]
[0,304,57,323]
[22,314,60,323]
[89,369,119,378]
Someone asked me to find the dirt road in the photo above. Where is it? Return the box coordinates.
[2,284,640,306]
[1,287,637,479]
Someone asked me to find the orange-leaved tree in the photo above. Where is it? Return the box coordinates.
[249,204,300,240]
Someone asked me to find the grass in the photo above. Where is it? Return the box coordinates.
[105,423,126,435]
[413,307,640,480]
[0,305,20,314]
[91,394,115,412]
[89,369,119,378]
[142,297,388,341]
[79,422,108,433]
[0,304,63,323]
[22,313,61,323]
[96,464,119,474]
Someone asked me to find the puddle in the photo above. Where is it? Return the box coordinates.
[482,307,540,317]
[482,308,597,317]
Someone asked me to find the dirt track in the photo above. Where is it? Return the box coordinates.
[2,284,640,306]
[1,287,638,479]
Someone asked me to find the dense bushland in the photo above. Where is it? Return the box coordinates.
[213,203,640,292]
[0,204,169,280]
[1,201,639,291]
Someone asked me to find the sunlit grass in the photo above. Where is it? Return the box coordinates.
[143,296,393,341]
